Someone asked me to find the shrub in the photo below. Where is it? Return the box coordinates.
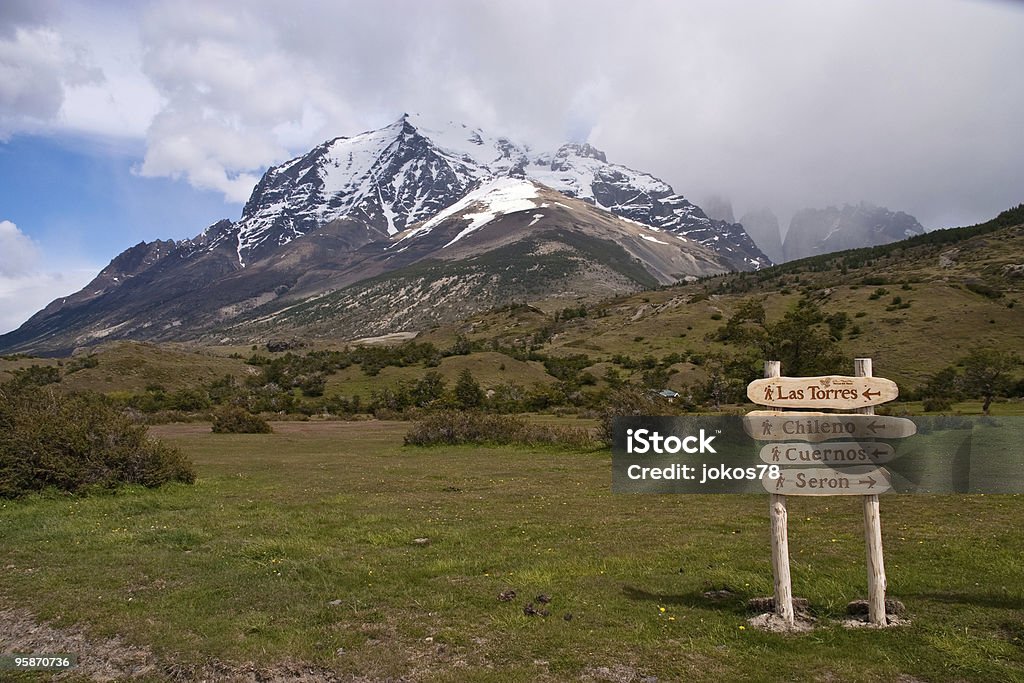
[9,364,60,387]
[923,397,953,412]
[868,288,889,300]
[404,411,595,449]
[0,383,195,498]
[64,355,99,374]
[212,406,273,433]
[965,281,1003,299]
[597,386,679,445]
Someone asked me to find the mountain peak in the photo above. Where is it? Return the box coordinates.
[229,117,768,268]
[783,202,925,261]
[555,142,608,163]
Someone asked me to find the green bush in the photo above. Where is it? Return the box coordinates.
[9,364,60,387]
[597,386,680,445]
[404,411,594,449]
[211,406,273,433]
[922,397,953,412]
[64,355,99,374]
[965,281,1003,299]
[0,383,195,498]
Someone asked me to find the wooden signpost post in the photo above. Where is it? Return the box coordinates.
[749,358,909,626]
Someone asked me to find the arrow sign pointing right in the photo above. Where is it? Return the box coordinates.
[762,466,892,496]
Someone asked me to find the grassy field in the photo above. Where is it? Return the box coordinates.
[2,421,1023,681]
[0,342,251,393]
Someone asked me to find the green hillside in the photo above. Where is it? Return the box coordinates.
[423,205,1024,392]
[4,206,1022,413]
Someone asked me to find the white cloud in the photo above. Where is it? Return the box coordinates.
[0,219,40,276]
[0,3,159,140]
[3,0,1024,229]
[0,24,102,137]
[0,220,98,334]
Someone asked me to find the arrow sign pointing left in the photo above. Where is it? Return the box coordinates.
[759,441,896,465]
[747,375,898,410]
[744,411,917,442]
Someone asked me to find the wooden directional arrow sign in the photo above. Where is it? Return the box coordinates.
[761,466,892,496]
[747,375,898,410]
[759,441,896,466]
[744,411,917,442]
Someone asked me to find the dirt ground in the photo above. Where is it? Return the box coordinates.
[0,605,345,682]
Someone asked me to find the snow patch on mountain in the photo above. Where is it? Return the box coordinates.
[443,179,540,247]
[394,178,540,247]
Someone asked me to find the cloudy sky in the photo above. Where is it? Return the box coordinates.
[1,0,1023,334]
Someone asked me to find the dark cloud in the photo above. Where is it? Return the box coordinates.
[0,0,57,37]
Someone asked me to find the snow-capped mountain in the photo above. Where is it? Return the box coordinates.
[229,114,768,268]
[0,115,767,354]
[235,117,491,263]
[783,203,925,262]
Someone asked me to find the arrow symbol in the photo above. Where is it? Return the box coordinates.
[868,420,881,434]
[858,476,877,488]
[863,389,880,400]
[872,449,886,457]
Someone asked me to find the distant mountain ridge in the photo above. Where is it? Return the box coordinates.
[783,202,925,262]
[0,115,770,355]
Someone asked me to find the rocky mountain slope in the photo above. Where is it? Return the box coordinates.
[737,208,784,264]
[783,202,925,262]
[0,115,769,355]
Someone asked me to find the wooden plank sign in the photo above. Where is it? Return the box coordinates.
[759,442,896,466]
[747,375,898,410]
[744,411,916,442]
[762,466,892,496]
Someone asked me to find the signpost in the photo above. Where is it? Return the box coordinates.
[761,465,893,495]
[758,442,896,466]
[743,411,916,442]
[749,358,909,627]
[747,375,899,410]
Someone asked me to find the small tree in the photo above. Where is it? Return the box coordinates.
[701,353,756,410]
[641,366,670,390]
[602,366,625,389]
[454,369,484,409]
[410,371,446,408]
[960,348,1021,415]
[759,300,848,376]
[921,366,960,412]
